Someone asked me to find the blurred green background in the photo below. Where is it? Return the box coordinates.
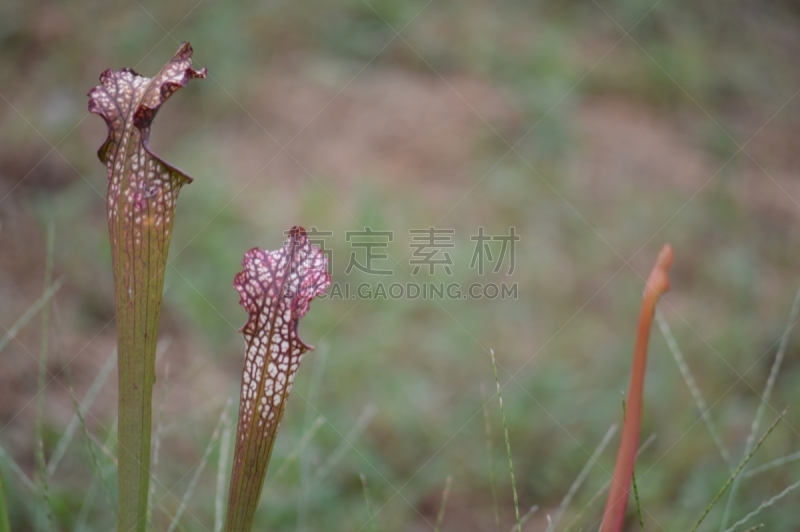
[2,0,800,530]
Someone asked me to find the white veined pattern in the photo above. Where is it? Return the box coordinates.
[226,226,330,527]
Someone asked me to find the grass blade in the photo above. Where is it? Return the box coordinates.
[690,409,786,532]
[73,387,116,513]
[489,348,521,532]
[481,383,501,531]
[273,416,325,480]
[0,279,64,354]
[506,506,538,532]
[57,338,124,516]
[312,405,377,485]
[75,419,118,531]
[0,471,10,532]
[215,399,233,532]
[722,479,800,532]
[719,286,800,530]
[743,449,800,478]
[548,423,617,532]
[35,223,55,531]
[434,475,452,532]
[656,310,732,470]
[631,467,644,531]
[75,476,100,532]
[0,445,36,492]
[297,344,329,531]
[47,348,116,476]
[58,351,117,514]
[360,474,378,532]
[167,400,230,532]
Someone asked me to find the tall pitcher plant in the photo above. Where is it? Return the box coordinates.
[88,43,205,531]
[226,227,330,529]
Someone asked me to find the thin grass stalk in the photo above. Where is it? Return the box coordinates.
[690,409,786,532]
[489,348,521,532]
[298,345,328,530]
[91,418,119,517]
[506,506,538,532]
[75,477,100,531]
[360,474,378,532]
[655,310,732,470]
[69,382,116,514]
[722,479,800,532]
[631,468,644,531]
[0,279,63,354]
[87,432,119,464]
[548,423,617,532]
[481,383,502,532]
[166,401,230,532]
[312,404,377,485]
[601,244,673,532]
[720,286,800,530]
[47,349,116,476]
[0,468,11,532]
[59,338,148,517]
[75,420,118,531]
[273,416,325,480]
[0,445,36,492]
[434,475,453,532]
[161,399,221,437]
[215,401,233,532]
[743,449,800,478]
[35,224,55,531]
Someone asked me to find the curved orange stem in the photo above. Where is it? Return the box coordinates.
[601,244,673,532]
